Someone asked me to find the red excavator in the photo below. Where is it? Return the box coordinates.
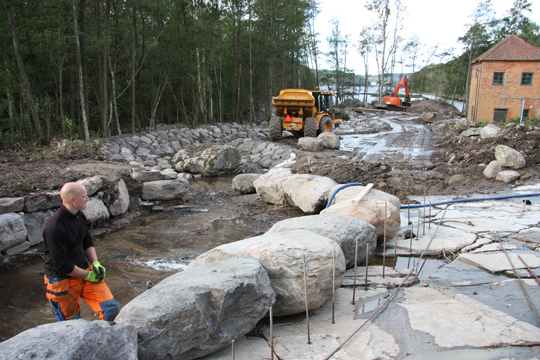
[377,75,411,111]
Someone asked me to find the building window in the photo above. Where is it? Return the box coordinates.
[493,108,508,124]
[493,72,504,85]
[523,109,530,118]
[521,72,533,85]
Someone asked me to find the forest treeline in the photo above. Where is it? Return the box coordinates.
[1,0,539,144]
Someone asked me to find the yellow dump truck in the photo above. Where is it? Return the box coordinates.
[269,88,340,141]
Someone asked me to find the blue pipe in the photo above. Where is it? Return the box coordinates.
[325,183,364,209]
[401,192,540,209]
[325,183,540,210]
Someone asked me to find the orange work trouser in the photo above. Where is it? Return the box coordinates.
[44,268,118,321]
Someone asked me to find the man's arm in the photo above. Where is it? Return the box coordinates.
[85,246,98,264]
[65,247,98,279]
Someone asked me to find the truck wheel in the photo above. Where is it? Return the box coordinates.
[269,116,282,141]
[318,116,333,134]
[304,117,317,138]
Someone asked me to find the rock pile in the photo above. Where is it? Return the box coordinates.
[0,176,130,257]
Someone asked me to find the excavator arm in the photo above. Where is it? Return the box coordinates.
[393,75,410,101]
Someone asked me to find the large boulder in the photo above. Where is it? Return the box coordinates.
[116,258,275,360]
[495,145,526,169]
[321,199,400,241]
[282,175,337,214]
[174,143,241,175]
[82,198,110,223]
[142,178,189,201]
[232,173,262,194]
[0,213,28,252]
[0,320,137,360]
[108,179,130,216]
[189,230,346,317]
[23,192,61,213]
[77,176,103,196]
[297,137,324,152]
[328,184,401,210]
[131,169,167,182]
[266,214,376,269]
[253,168,294,205]
[0,197,24,215]
[317,132,340,149]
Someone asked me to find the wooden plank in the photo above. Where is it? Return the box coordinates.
[352,107,387,113]
[352,183,374,204]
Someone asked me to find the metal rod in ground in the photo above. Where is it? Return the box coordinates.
[408,200,410,224]
[231,339,235,360]
[365,243,369,291]
[383,202,387,278]
[518,255,540,286]
[332,248,335,324]
[270,307,274,360]
[429,201,432,229]
[303,255,311,344]
[409,222,413,252]
[417,210,421,242]
[496,237,540,320]
[393,233,398,270]
[423,187,426,235]
[352,236,359,303]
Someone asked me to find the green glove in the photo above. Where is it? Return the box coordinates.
[86,269,103,283]
[92,262,106,281]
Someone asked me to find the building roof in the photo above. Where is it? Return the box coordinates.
[473,34,540,62]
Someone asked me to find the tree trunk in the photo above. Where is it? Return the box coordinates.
[109,55,122,135]
[131,1,137,133]
[6,2,44,140]
[101,0,110,137]
[72,0,90,140]
[451,56,467,106]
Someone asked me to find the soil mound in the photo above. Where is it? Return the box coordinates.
[337,98,363,109]
[409,99,464,119]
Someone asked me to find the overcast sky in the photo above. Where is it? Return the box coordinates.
[314,0,540,75]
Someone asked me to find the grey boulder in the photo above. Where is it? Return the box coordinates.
[282,175,337,214]
[189,230,345,317]
[108,179,130,216]
[495,145,526,169]
[0,213,28,252]
[174,143,241,175]
[483,160,502,179]
[82,198,110,223]
[0,197,24,215]
[23,192,61,213]
[266,214,377,269]
[328,184,401,210]
[77,176,103,196]
[254,168,294,205]
[232,173,262,194]
[297,137,324,152]
[142,178,189,201]
[116,258,275,360]
[0,320,137,360]
[317,132,340,149]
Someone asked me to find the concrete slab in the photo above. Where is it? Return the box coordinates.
[432,209,529,233]
[468,242,518,253]
[458,251,540,273]
[459,237,491,253]
[201,336,270,360]
[398,287,540,348]
[387,225,476,256]
[512,228,540,245]
[342,266,419,288]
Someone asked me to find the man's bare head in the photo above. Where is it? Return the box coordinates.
[60,182,89,214]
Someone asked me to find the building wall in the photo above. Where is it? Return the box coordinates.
[467,60,540,123]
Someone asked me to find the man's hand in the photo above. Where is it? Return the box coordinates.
[86,269,103,283]
[92,262,106,281]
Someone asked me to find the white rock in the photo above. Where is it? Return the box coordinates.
[458,251,540,273]
[495,145,526,169]
[108,179,130,216]
[483,160,502,179]
[232,174,262,194]
[328,184,401,210]
[478,124,501,139]
[189,230,346,316]
[282,175,337,214]
[297,137,324,152]
[495,170,520,183]
[321,199,400,241]
[317,132,340,149]
[253,168,294,205]
[82,198,110,223]
[159,168,178,179]
[77,176,103,196]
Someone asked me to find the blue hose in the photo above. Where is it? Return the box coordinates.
[325,183,364,209]
[325,183,540,210]
[401,192,540,209]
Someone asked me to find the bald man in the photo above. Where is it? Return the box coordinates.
[43,182,120,321]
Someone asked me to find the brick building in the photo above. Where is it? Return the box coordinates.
[467,34,540,123]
